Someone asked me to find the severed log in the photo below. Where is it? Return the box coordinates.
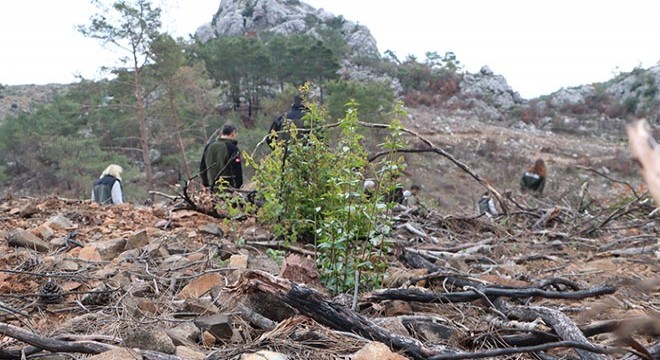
[233,270,454,360]
[363,284,616,304]
[494,299,606,360]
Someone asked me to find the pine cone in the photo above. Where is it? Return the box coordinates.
[81,286,112,306]
[38,279,63,304]
[16,256,41,272]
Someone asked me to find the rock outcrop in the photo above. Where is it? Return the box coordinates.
[196,0,380,59]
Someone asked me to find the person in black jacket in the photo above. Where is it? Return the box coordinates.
[91,164,124,204]
[267,93,309,149]
[202,124,243,190]
[520,158,546,196]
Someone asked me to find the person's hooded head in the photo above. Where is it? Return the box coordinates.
[292,93,303,108]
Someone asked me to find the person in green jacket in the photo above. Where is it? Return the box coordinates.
[203,124,243,190]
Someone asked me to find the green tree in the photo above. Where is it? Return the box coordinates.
[151,34,193,179]
[325,80,394,121]
[78,0,163,196]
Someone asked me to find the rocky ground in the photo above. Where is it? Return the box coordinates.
[0,109,658,360]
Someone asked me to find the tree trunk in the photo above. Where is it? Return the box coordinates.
[134,60,154,198]
[169,92,191,179]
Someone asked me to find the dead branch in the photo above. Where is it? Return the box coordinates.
[576,165,641,199]
[245,240,315,257]
[494,299,607,360]
[0,321,113,357]
[363,284,616,304]
[179,179,228,219]
[360,121,508,214]
[234,270,453,360]
[427,340,625,360]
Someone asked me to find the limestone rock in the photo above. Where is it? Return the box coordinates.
[175,346,205,360]
[278,254,322,289]
[177,273,224,299]
[198,222,223,237]
[352,342,408,360]
[166,322,201,346]
[229,254,248,268]
[241,350,289,360]
[93,237,127,260]
[125,229,149,250]
[8,229,51,252]
[88,348,142,360]
[31,224,54,240]
[45,215,75,230]
[194,313,233,341]
[123,327,176,354]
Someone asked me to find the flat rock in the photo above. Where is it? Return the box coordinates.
[198,222,223,237]
[87,348,142,360]
[278,254,322,289]
[177,273,224,299]
[123,327,175,354]
[229,254,248,268]
[194,313,233,340]
[175,346,205,360]
[94,237,127,260]
[353,342,408,360]
[240,350,289,360]
[45,215,75,230]
[166,322,201,346]
[8,229,51,252]
[182,298,220,314]
[31,224,54,240]
[79,247,102,261]
[125,229,149,250]
[57,260,80,271]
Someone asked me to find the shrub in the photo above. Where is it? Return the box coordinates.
[247,96,406,294]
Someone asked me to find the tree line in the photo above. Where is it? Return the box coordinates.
[0,0,461,202]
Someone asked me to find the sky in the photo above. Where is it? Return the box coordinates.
[1,0,659,99]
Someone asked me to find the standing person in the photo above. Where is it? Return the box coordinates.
[204,124,243,190]
[267,93,309,148]
[91,164,124,205]
[520,158,546,196]
[477,191,498,217]
[199,128,221,187]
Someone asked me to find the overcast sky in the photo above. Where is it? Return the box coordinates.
[1,0,659,99]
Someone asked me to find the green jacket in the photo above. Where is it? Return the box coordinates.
[205,138,243,189]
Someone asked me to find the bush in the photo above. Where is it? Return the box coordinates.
[247,97,407,294]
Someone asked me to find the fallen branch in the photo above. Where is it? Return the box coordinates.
[0,321,113,358]
[363,284,615,304]
[494,299,606,360]
[245,240,315,257]
[234,270,453,360]
[427,340,625,360]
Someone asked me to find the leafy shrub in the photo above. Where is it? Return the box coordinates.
[247,96,407,294]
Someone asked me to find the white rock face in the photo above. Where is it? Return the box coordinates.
[458,69,523,110]
[196,0,380,59]
[549,85,596,108]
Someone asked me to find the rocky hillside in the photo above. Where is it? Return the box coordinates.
[0,84,70,120]
[196,0,379,59]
